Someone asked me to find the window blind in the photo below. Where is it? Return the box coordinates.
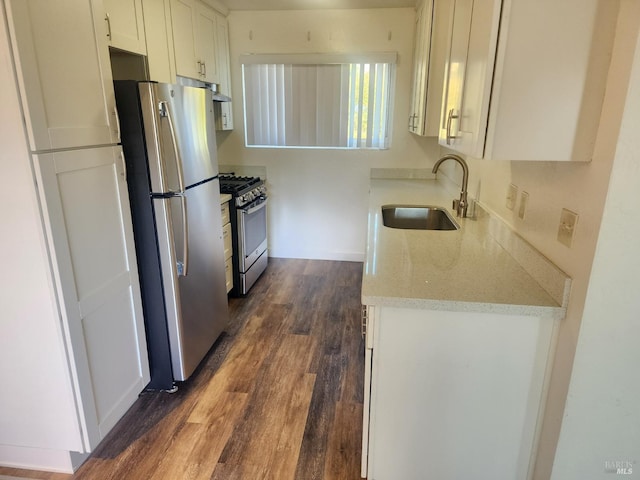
[241,54,395,149]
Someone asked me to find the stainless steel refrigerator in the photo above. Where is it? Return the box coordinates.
[114,81,229,390]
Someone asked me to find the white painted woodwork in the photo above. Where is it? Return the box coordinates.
[4,0,119,152]
[408,0,451,136]
[215,13,234,130]
[171,0,219,83]
[172,0,200,79]
[103,0,147,55]
[0,10,85,457]
[196,4,219,83]
[360,305,377,479]
[438,0,501,157]
[363,306,556,480]
[33,146,150,450]
[484,0,616,161]
[439,0,616,161]
[142,0,177,83]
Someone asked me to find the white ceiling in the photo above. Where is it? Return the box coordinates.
[218,0,416,11]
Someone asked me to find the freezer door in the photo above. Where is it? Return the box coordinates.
[153,178,229,381]
[139,82,218,193]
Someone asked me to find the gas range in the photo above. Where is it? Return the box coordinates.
[219,175,267,208]
[218,174,268,296]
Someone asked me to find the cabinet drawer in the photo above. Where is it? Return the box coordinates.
[222,222,232,260]
[225,257,233,293]
[221,201,230,225]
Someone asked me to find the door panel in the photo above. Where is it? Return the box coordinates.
[34,146,150,450]
[103,0,147,55]
[153,178,229,380]
[139,83,218,193]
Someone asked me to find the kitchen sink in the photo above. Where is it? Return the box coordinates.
[381,205,459,231]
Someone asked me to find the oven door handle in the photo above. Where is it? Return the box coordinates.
[240,198,267,215]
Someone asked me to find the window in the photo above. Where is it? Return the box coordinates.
[241,53,396,149]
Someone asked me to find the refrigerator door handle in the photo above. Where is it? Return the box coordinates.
[176,193,189,277]
[159,100,186,193]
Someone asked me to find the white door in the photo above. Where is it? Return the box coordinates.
[5,0,120,151]
[103,0,147,55]
[35,146,150,450]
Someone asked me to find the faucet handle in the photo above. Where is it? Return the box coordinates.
[453,199,460,214]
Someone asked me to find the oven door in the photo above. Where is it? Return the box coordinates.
[237,198,268,273]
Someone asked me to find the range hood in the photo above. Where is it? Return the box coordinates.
[211,83,231,102]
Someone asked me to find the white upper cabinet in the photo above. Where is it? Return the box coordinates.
[215,13,233,130]
[142,0,177,83]
[196,4,219,83]
[171,0,219,83]
[408,0,452,136]
[103,0,147,55]
[439,0,617,161]
[5,0,120,152]
[438,0,501,157]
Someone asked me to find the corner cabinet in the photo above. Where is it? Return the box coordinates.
[361,305,557,480]
[408,0,452,136]
[102,0,147,55]
[171,0,220,84]
[439,0,617,161]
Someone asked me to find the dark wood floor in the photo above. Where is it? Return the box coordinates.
[0,259,365,480]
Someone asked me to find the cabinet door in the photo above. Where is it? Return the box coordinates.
[5,0,120,152]
[439,0,473,150]
[196,4,219,83]
[103,0,147,55]
[215,14,233,130]
[439,0,501,157]
[171,0,200,79]
[142,0,176,83]
[35,146,150,450]
[408,1,432,135]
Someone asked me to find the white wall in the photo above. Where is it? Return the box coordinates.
[548,14,640,478]
[220,8,440,261]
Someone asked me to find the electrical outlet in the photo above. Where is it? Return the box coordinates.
[518,191,529,219]
[506,184,518,210]
[557,208,579,248]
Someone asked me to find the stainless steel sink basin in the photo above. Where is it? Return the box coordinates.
[381,205,459,231]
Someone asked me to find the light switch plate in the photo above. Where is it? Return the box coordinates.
[558,208,579,248]
[518,191,529,219]
[506,184,518,210]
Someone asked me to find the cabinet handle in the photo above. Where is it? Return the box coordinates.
[361,305,368,338]
[446,108,459,145]
[222,113,227,128]
[196,60,202,75]
[113,105,121,142]
[408,113,416,131]
[105,13,112,40]
[202,61,206,77]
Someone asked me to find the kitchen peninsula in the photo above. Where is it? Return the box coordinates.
[361,170,571,480]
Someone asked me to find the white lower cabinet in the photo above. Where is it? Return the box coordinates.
[221,200,233,293]
[362,306,556,480]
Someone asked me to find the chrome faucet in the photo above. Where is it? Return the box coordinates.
[432,154,469,218]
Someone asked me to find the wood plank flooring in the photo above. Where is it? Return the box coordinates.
[0,259,365,480]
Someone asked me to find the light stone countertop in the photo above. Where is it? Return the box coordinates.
[362,178,568,319]
[220,193,232,204]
